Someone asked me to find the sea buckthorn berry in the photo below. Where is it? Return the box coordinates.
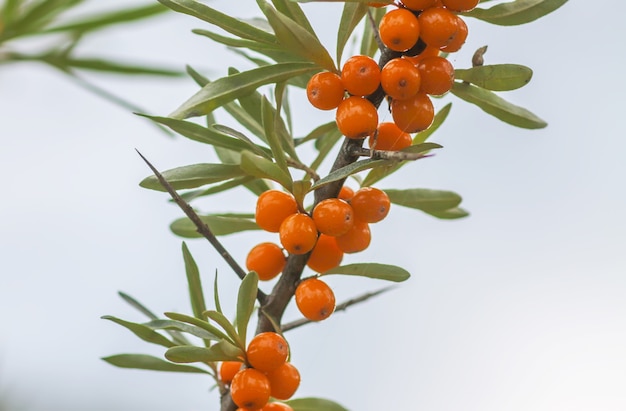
[335,96,379,139]
[307,234,344,273]
[369,122,412,151]
[295,277,336,321]
[230,368,271,410]
[381,58,422,101]
[246,332,289,373]
[265,362,301,400]
[341,55,381,97]
[255,190,298,233]
[401,0,439,11]
[306,71,345,111]
[312,198,354,237]
[261,403,294,411]
[404,44,440,65]
[220,361,243,385]
[440,15,468,53]
[379,8,420,52]
[338,185,355,201]
[279,213,318,255]
[350,187,391,223]
[391,92,435,133]
[417,56,455,96]
[245,242,286,281]
[418,7,460,49]
[335,219,371,253]
[441,0,479,12]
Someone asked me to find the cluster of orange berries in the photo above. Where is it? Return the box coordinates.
[246,185,391,321]
[220,332,300,410]
[307,0,477,143]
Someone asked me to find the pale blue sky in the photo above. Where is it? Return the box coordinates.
[1,1,625,410]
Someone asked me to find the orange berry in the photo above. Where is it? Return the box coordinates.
[401,0,439,10]
[338,185,355,201]
[312,198,354,236]
[380,57,422,100]
[255,190,298,233]
[440,14,467,53]
[246,242,286,281]
[220,361,243,385]
[350,187,391,223]
[230,368,271,410]
[335,219,371,253]
[295,277,336,321]
[261,403,294,411]
[306,71,345,111]
[441,0,479,12]
[246,332,289,373]
[341,55,381,97]
[279,213,318,255]
[335,96,379,139]
[404,44,440,65]
[265,362,301,400]
[417,56,454,95]
[418,7,460,49]
[307,234,344,273]
[391,92,434,133]
[368,122,412,151]
[379,8,420,52]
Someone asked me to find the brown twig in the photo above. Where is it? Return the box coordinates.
[135,150,267,304]
[350,146,433,161]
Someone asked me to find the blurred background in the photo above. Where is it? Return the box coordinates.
[1,1,625,410]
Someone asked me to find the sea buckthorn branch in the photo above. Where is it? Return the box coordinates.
[136,150,268,304]
[350,146,433,161]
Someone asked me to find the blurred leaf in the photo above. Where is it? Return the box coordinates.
[236,272,259,346]
[139,163,246,191]
[258,0,336,72]
[241,151,293,191]
[286,397,349,411]
[169,62,318,119]
[337,2,368,64]
[323,263,410,282]
[3,0,82,39]
[165,312,232,343]
[464,0,568,25]
[262,96,289,172]
[157,0,277,43]
[451,82,547,129]
[360,5,386,57]
[171,214,260,238]
[311,158,388,190]
[204,310,243,349]
[43,4,168,34]
[143,320,217,340]
[165,340,244,363]
[424,207,470,219]
[385,188,462,212]
[181,242,207,320]
[102,316,176,348]
[102,354,210,374]
[51,56,181,76]
[454,64,532,91]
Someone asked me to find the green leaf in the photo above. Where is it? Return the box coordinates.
[464,0,569,26]
[181,242,207,320]
[337,2,368,64]
[262,96,289,172]
[413,102,452,144]
[311,158,388,190]
[203,311,243,350]
[360,5,387,57]
[269,0,317,36]
[143,320,217,340]
[56,57,181,77]
[165,340,244,364]
[385,188,462,213]
[236,272,259,346]
[169,62,318,119]
[212,124,271,159]
[214,271,223,315]
[170,214,260,238]
[3,0,82,38]
[118,291,158,320]
[164,312,233,343]
[157,0,277,43]
[102,354,210,374]
[139,163,247,191]
[322,263,410,282]
[241,151,293,191]
[454,64,532,91]
[177,176,258,202]
[286,397,349,411]
[451,82,547,129]
[424,207,470,220]
[101,316,176,348]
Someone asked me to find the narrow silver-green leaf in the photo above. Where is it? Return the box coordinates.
[463,0,569,26]
[270,0,317,36]
[413,102,452,144]
[262,96,289,172]
[102,354,210,374]
[286,397,350,411]
[360,5,387,57]
[236,272,259,346]
[170,214,260,238]
[139,163,246,191]
[311,158,388,190]
[451,82,547,129]
[143,320,217,340]
[165,340,244,364]
[211,124,271,159]
[169,62,318,119]
[101,316,176,348]
[385,188,462,212]
[240,151,293,191]
[203,310,243,350]
[118,291,158,320]
[323,263,410,282]
[337,2,368,64]
[424,207,470,220]
[181,242,207,320]
[165,312,233,343]
[214,270,223,315]
[454,64,532,91]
